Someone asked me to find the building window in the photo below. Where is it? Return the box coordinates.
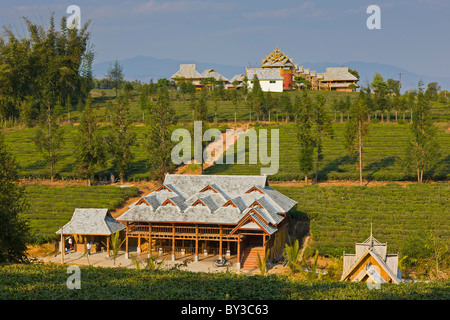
[269,80,276,84]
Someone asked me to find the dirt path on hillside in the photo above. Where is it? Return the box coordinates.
[174,123,250,175]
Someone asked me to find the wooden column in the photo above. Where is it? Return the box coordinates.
[125,222,129,259]
[60,226,64,265]
[106,236,110,255]
[171,223,175,261]
[195,224,199,262]
[219,226,223,259]
[137,235,141,253]
[263,234,266,255]
[148,222,152,256]
[237,234,241,269]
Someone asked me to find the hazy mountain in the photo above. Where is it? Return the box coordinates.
[93,55,450,92]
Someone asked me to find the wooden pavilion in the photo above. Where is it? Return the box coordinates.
[116,174,297,269]
[341,227,402,284]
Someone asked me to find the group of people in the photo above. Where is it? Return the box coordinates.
[64,237,94,255]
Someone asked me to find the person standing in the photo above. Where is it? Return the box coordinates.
[68,237,73,251]
[86,242,91,255]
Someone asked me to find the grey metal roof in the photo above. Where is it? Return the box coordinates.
[246,68,283,81]
[163,174,267,199]
[229,74,244,84]
[201,68,229,82]
[321,67,358,81]
[56,209,125,235]
[116,174,297,233]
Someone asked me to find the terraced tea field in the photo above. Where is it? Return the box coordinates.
[205,123,450,181]
[274,183,450,257]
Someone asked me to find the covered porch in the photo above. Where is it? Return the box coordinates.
[123,222,270,269]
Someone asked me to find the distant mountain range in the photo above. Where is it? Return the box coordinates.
[93,55,450,92]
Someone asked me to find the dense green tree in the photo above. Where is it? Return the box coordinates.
[312,94,334,182]
[279,93,292,123]
[195,91,209,174]
[425,82,440,101]
[73,98,106,186]
[370,73,389,122]
[250,75,265,121]
[230,89,239,124]
[107,59,124,98]
[242,77,249,101]
[296,92,315,184]
[0,14,92,124]
[0,132,30,263]
[33,103,64,182]
[108,94,137,184]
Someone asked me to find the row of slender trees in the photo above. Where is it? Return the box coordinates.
[295,82,441,185]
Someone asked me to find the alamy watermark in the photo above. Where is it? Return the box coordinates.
[367,5,381,30]
[66,265,81,289]
[171,121,279,176]
[66,5,81,30]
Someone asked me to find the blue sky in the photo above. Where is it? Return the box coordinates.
[1,0,449,77]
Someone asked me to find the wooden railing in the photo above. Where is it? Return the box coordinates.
[127,224,237,239]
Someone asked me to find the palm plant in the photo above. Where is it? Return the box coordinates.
[256,248,271,276]
[103,230,125,266]
[282,239,302,274]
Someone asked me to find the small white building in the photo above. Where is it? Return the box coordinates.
[245,68,284,93]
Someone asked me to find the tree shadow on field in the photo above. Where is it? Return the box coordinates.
[365,156,396,180]
[22,159,48,171]
[318,155,356,180]
[425,153,450,180]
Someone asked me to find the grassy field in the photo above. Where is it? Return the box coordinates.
[0,264,448,300]
[274,183,450,259]
[23,185,140,243]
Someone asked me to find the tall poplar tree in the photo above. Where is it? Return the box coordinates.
[107,59,124,98]
[312,94,334,182]
[296,92,315,184]
[33,103,64,182]
[74,98,106,186]
[108,94,136,184]
[344,88,370,186]
[145,86,176,181]
[403,81,440,183]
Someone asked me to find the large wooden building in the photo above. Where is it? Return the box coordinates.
[116,174,297,269]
